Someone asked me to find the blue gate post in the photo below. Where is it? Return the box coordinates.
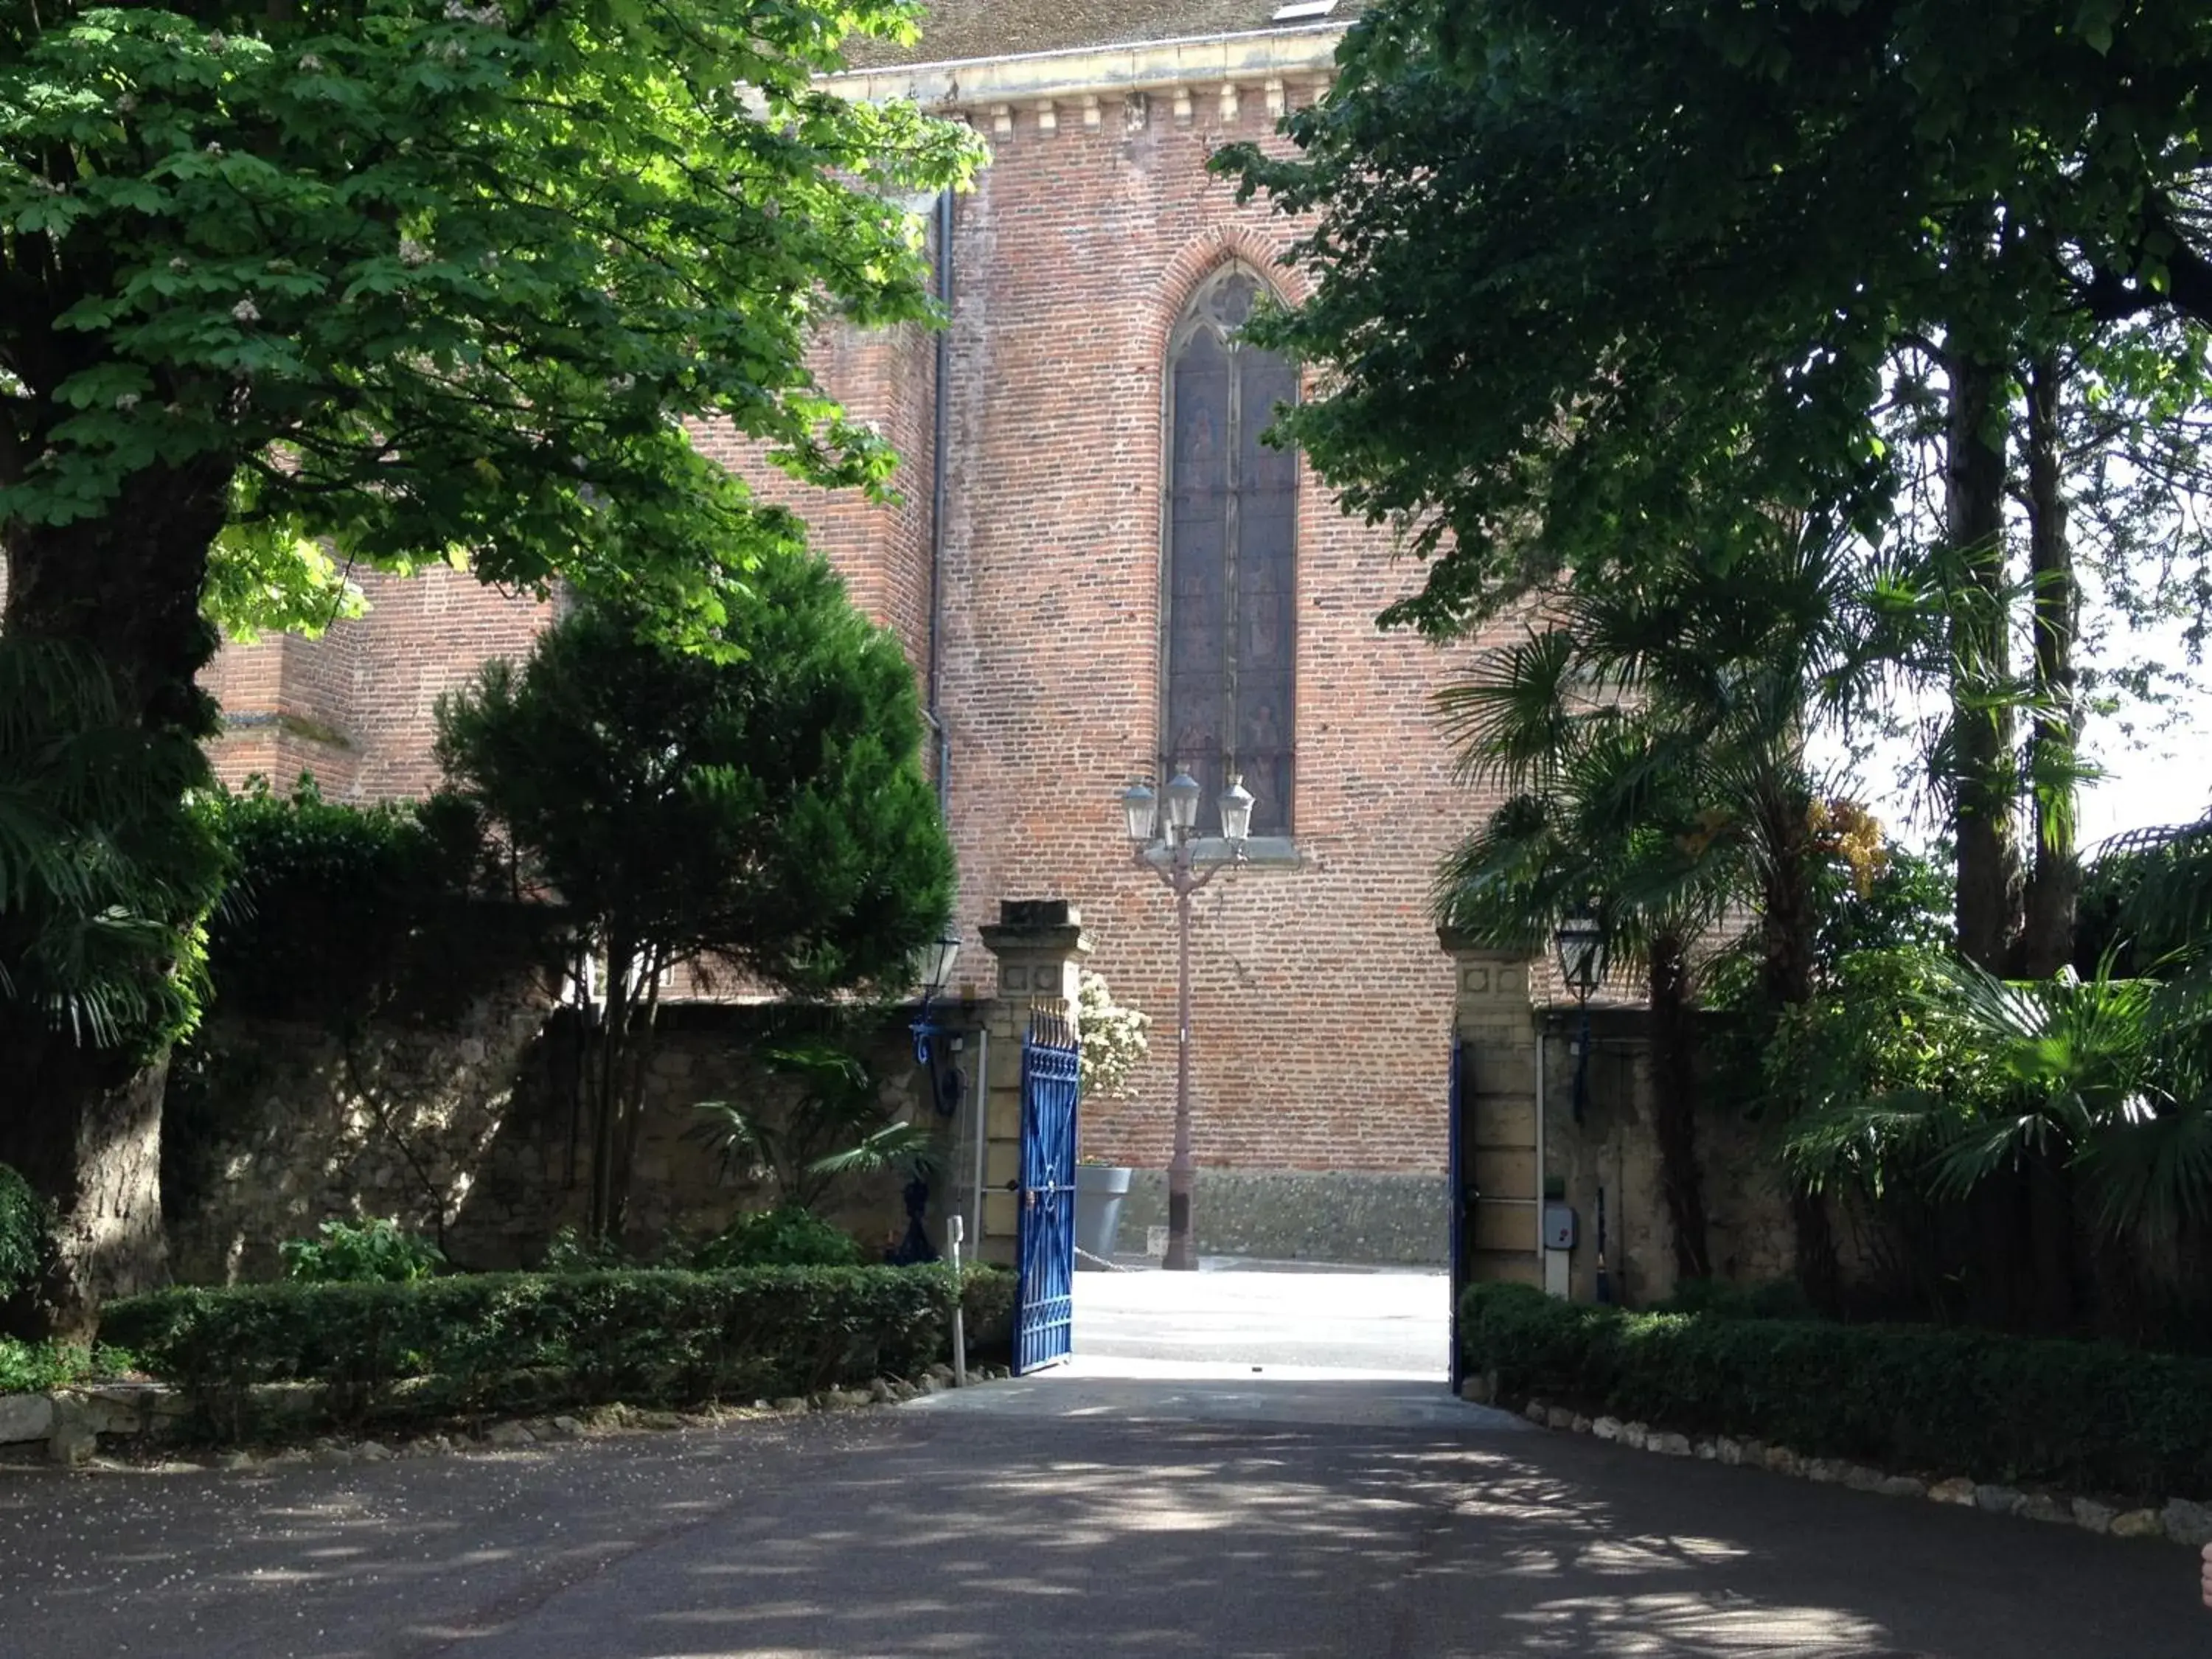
[978,902,1091,1370]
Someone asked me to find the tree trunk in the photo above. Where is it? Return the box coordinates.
[0,1032,170,1340]
[2017,349,2080,978]
[1753,778,1841,1309]
[1946,352,2022,972]
[1756,782,1818,1009]
[1647,931,1712,1284]
[588,948,627,1245]
[610,950,666,1240]
[0,457,232,1333]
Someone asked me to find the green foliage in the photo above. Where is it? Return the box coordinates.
[1460,1282,2212,1501]
[1220,0,2212,973]
[279,1218,445,1285]
[2078,810,2212,977]
[1221,0,2212,635]
[437,559,954,1240]
[0,1162,47,1300]
[1656,1278,1817,1324]
[195,774,544,1023]
[0,1338,137,1394]
[2,0,983,616]
[959,1264,1016,1368]
[692,1207,865,1270]
[1778,950,2212,1242]
[540,1225,633,1276]
[102,1265,978,1433]
[0,0,981,1174]
[439,557,954,1003]
[695,1040,939,1215]
[0,639,222,1055]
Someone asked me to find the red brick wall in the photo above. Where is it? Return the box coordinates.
[689,302,943,695]
[203,565,549,801]
[932,97,1503,1177]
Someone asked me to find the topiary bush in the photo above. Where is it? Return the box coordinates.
[692,1207,865,1270]
[1461,1281,2212,1503]
[0,1162,46,1302]
[102,1265,975,1436]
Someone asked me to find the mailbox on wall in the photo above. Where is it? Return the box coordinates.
[1542,1202,1577,1253]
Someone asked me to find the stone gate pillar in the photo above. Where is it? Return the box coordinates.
[975,900,1090,1267]
[1440,933,1544,1290]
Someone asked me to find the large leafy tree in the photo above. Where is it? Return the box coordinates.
[0,0,978,1320]
[436,549,956,1242]
[1220,0,2212,974]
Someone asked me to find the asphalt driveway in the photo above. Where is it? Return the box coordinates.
[0,1370,2200,1658]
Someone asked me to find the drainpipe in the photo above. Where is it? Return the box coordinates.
[923,186,956,818]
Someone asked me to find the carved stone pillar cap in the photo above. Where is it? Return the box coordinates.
[1436,928,1537,959]
[981,898,1091,959]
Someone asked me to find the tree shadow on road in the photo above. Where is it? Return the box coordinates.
[0,1387,2200,1658]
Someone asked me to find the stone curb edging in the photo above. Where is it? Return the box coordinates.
[0,1364,1015,1470]
[1478,1384,2209,1550]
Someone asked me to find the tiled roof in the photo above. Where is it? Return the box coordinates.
[844,1,1362,70]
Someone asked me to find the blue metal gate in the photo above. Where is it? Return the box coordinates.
[1014,1006,1079,1374]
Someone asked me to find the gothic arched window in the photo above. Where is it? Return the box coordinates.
[1164,266,1297,835]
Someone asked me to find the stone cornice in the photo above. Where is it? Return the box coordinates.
[822,25,1345,130]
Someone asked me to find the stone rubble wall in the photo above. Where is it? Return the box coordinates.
[166,993,938,1284]
[1539,1008,1804,1307]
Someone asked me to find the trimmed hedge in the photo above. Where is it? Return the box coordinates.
[104,1265,1010,1436]
[1461,1282,2212,1502]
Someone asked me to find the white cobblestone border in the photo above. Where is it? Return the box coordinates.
[1472,1380,2209,1549]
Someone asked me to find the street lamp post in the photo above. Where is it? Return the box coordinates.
[1120,771,1254,1272]
[1553,906,1607,1126]
[889,931,967,1267]
[1554,905,1611,1302]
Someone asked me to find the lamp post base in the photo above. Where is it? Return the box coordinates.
[1163,1182,1197,1270]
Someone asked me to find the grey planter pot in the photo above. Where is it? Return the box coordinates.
[1074,1164,1134,1267]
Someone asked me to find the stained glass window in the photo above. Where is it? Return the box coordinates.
[1164,268,1295,835]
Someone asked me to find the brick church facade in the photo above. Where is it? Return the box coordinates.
[197,1,1512,1257]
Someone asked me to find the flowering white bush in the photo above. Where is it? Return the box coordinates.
[1077,970,1150,1099]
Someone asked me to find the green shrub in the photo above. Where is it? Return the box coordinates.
[959,1265,1015,1367]
[281,1218,445,1284]
[1657,1278,1816,1322]
[692,1207,865,1270]
[102,1265,976,1436]
[0,1338,136,1394]
[197,775,557,1025]
[540,1225,633,1273]
[0,1163,46,1301]
[1461,1282,2212,1501]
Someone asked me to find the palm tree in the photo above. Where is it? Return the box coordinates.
[0,636,219,1048]
[1437,723,1728,1283]
[1784,957,2212,1256]
[1434,525,1936,1295]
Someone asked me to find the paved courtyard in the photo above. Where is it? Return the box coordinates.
[1073,1260,1449,1377]
[0,1272,2201,1657]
